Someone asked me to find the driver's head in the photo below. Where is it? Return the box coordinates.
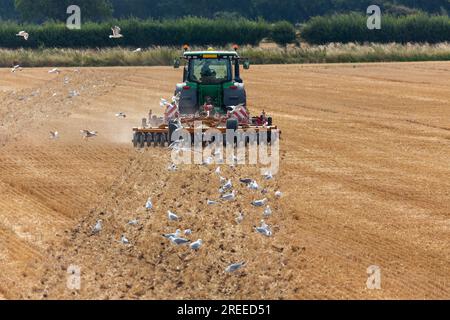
[201,61,214,77]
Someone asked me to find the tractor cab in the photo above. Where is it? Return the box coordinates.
[174,47,250,115]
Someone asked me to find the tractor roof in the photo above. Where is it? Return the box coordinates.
[183,51,240,59]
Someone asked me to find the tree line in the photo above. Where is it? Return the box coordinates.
[0,0,449,23]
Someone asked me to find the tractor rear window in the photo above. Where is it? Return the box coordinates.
[189,59,231,84]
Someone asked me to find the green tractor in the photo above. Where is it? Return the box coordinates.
[132,46,276,148]
[173,46,250,115]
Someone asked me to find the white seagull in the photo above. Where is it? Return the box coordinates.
[207,199,219,205]
[115,112,127,118]
[236,212,244,224]
[92,220,102,234]
[133,48,142,53]
[11,65,22,73]
[221,190,236,201]
[145,198,153,210]
[109,26,123,39]
[80,130,97,140]
[248,180,259,190]
[264,205,272,218]
[167,163,178,172]
[255,220,272,237]
[190,239,203,250]
[170,237,190,245]
[222,179,233,191]
[49,131,59,140]
[167,211,179,221]
[184,229,192,236]
[275,191,283,198]
[128,219,139,226]
[252,198,268,207]
[162,229,181,239]
[48,68,61,74]
[263,171,274,180]
[225,262,245,273]
[16,31,29,40]
[120,235,130,245]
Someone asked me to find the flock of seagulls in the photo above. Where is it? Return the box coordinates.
[15,26,125,42]
[88,160,282,273]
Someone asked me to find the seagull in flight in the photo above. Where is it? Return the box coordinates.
[49,131,59,140]
[48,68,61,74]
[80,130,97,140]
[115,112,126,118]
[11,65,22,73]
[16,31,29,40]
[109,26,123,39]
[133,48,142,53]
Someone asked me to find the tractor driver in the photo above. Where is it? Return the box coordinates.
[200,61,217,82]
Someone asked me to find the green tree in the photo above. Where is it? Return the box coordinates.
[14,0,112,22]
[271,21,297,47]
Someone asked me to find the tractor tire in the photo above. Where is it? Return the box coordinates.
[133,132,139,148]
[139,133,146,148]
[147,133,154,147]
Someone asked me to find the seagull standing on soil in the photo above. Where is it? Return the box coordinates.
[263,205,272,218]
[207,199,219,205]
[109,26,123,39]
[115,112,127,118]
[167,163,178,172]
[255,220,272,237]
[163,229,181,239]
[184,229,192,236]
[236,212,244,224]
[167,211,179,221]
[190,239,203,250]
[16,31,29,40]
[170,237,190,245]
[225,262,246,273]
[252,198,268,207]
[128,219,139,226]
[221,190,236,201]
[275,191,283,198]
[248,180,259,190]
[145,198,153,210]
[263,171,274,180]
[92,220,102,234]
[120,235,130,245]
